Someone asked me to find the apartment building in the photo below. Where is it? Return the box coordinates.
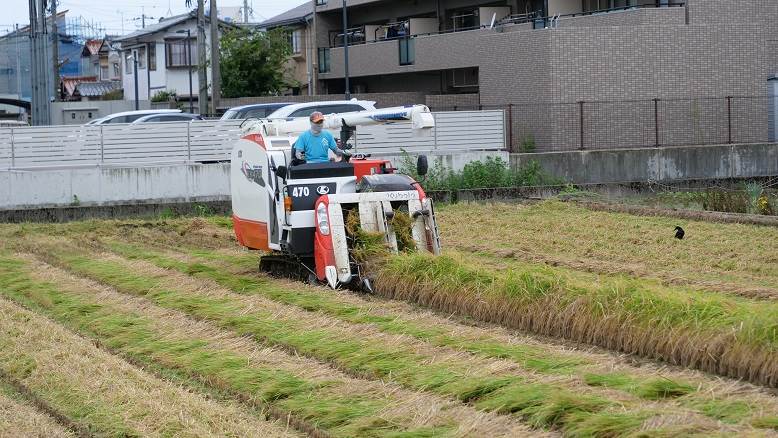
[288,0,774,149]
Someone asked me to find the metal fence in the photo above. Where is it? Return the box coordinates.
[0,110,506,169]
[428,96,778,153]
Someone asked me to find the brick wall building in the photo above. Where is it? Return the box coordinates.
[301,0,778,151]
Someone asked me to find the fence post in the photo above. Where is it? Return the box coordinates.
[99,126,104,163]
[10,127,15,168]
[186,122,192,161]
[726,96,732,144]
[507,104,513,152]
[578,101,585,150]
[654,98,660,147]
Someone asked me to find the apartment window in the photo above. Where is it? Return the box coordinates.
[317,47,330,73]
[398,37,415,66]
[289,29,302,55]
[124,55,132,74]
[113,62,120,78]
[148,44,156,71]
[100,66,109,80]
[165,39,197,67]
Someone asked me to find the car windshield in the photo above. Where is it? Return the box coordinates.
[222,109,239,120]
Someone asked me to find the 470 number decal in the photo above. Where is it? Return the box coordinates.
[291,186,310,197]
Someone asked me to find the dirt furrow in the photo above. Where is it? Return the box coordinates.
[0,380,80,438]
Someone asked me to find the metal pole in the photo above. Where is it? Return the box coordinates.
[210,0,221,115]
[507,104,513,152]
[197,0,208,115]
[727,96,732,144]
[133,52,139,110]
[186,30,194,114]
[243,0,249,22]
[51,0,60,102]
[342,0,350,99]
[654,98,660,147]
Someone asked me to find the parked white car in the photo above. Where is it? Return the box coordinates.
[86,109,183,125]
[265,100,377,119]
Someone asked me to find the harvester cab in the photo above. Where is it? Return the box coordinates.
[230,105,442,290]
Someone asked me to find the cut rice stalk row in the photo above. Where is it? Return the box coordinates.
[100,238,778,429]
[0,297,299,438]
[0,252,534,438]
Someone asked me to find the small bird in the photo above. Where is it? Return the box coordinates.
[674,226,685,240]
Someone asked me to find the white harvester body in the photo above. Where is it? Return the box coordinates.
[230,105,441,289]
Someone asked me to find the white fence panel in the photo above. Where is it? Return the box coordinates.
[0,128,11,168]
[0,111,505,169]
[8,125,104,168]
[102,122,190,164]
[188,120,243,162]
[353,110,505,155]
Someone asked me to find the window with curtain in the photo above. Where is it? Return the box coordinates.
[165,40,197,67]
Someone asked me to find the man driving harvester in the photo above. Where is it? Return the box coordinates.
[294,111,348,164]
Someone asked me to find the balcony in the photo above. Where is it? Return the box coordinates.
[320,28,484,79]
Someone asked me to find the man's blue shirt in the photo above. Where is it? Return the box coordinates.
[294,130,338,164]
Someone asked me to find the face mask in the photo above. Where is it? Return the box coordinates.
[311,123,323,135]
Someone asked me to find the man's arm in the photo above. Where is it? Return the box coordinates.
[327,132,346,157]
[293,134,306,160]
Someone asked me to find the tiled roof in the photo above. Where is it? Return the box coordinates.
[61,76,97,97]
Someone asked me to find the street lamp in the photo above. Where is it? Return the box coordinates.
[176,29,194,114]
[126,52,139,110]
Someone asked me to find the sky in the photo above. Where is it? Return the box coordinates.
[3,0,308,35]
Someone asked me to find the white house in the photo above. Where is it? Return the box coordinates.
[114,12,231,108]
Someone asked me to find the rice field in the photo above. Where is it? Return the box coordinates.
[1,201,778,437]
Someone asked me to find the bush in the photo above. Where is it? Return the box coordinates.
[151,90,177,103]
[398,151,561,192]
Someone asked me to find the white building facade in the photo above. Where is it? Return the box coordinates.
[115,12,229,109]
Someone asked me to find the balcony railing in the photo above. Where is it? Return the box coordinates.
[325,1,685,48]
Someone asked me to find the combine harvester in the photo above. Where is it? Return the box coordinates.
[230,105,442,291]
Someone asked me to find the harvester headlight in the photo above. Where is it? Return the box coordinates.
[316,203,330,236]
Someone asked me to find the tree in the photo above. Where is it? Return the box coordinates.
[219,28,291,98]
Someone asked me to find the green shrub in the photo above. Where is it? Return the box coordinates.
[398,151,561,192]
[151,89,177,103]
[519,135,536,153]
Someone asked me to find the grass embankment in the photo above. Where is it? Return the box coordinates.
[0,253,514,438]
[437,201,778,299]
[0,297,298,438]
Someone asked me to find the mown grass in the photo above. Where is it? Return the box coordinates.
[436,201,778,298]
[372,251,778,389]
[84,240,778,428]
[0,254,454,438]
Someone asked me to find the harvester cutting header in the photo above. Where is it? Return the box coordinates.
[230,105,442,291]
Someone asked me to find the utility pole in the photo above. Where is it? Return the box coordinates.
[342,0,350,99]
[29,0,51,125]
[50,0,60,102]
[197,0,208,115]
[242,0,249,23]
[209,0,221,115]
[14,24,21,99]
[131,51,139,110]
